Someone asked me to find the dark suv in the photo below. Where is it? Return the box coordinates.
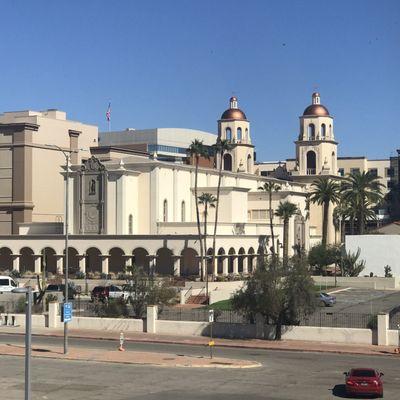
[91,286,109,302]
[46,283,77,300]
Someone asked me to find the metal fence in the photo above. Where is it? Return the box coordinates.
[157,308,377,329]
[0,300,43,315]
[158,308,250,324]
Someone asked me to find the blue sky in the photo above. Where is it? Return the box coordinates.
[1,0,399,161]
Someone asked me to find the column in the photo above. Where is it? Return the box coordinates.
[222,256,228,276]
[34,255,42,274]
[233,256,238,275]
[11,254,20,272]
[77,254,86,274]
[55,255,64,275]
[172,256,181,277]
[100,255,110,274]
[242,256,248,275]
[213,257,218,277]
[377,313,389,346]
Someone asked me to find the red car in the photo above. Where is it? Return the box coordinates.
[344,368,384,398]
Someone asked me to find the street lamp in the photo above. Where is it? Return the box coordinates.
[12,287,33,400]
[45,144,81,355]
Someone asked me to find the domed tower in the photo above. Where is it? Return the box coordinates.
[295,92,338,176]
[218,96,254,173]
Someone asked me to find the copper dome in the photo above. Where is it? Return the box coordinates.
[221,108,247,120]
[303,104,330,117]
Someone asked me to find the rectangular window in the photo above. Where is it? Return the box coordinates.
[338,168,344,176]
[249,210,267,220]
[350,168,360,174]
[368,168,378,177]
[386,167,394,177]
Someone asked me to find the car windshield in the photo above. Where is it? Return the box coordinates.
[47,285,59,290]
[351,370,376,377]
[321,293,329,297]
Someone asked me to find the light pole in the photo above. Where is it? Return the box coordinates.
[45,144,78,355]
[12,287,33,400]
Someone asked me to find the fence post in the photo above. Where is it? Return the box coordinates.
[48,302,59,329]
[146,305,158,334]
[377,313,389,346]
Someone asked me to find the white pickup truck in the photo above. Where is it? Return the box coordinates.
[0,276,18,294]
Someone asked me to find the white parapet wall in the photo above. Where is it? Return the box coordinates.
[312,276,400,290]
[346,235,400,277]
[69,316,143,332]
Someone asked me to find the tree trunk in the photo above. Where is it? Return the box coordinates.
[269,190,275,255]
[322,200,329,247]
[359,208,365,235]
[340,218,346,244]
[212,150,224,280]
[283,219,289,267]
[194,157,204,280]
[350,218,355,235]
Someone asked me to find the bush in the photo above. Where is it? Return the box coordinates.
[74,271,86,279]
[9,269,21,279]
[384,265,393,278]
[93,298,129,318]
[15,297,26,313]
[308,244,341,275]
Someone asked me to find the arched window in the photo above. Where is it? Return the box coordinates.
[247,154,252,173]
[306,151,316,175]
[245,128,248,138]
[89,179,96,195]
[329,124,332,136]
[225,127,232,141]
[163,199,168,222]
[308,124,315,140]
[128,214,133,234]
[321,124,326,139]
[223,153,232,171]
[237,127,242,141]
[181,201,186,222]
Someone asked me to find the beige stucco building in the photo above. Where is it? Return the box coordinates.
[0,110,97,234]
[0,98,311,278]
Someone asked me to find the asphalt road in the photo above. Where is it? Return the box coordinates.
[0,334,399,399]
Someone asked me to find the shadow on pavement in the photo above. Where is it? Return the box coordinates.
[332,384,348,398]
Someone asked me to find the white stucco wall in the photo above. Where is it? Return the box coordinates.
[346,235,400,277]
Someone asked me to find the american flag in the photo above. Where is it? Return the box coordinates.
[106,102,111,121]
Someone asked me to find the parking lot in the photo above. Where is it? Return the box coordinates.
[321,288,400,314]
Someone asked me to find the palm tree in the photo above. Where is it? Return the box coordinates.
[341,171,384,234]
[187,139,209,280]
[211,139,231,279]
[275,201,299,266]
[310,178,341,247]
[258,181,281,255]
[198,192,217,287]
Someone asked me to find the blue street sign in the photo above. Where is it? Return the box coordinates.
[62,302,72,323]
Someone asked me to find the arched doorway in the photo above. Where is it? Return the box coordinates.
[86,247,102,274]
[306,151,316,175]
[0,247,13,272]
[132,247,150,274]
[248,247,255,273]
[109,247,125,274]
[156,248,174,276]
[228,247,235,274]
[238,247,245,273]
[180,248,199,277]
[20,247,34,273]
[217,248,225,275]
[63,247,79,276]
[41,247,57,275]
[223,154,232,171]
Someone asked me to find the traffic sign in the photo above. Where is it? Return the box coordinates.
[62,302,72,323]
[209,309,214,323]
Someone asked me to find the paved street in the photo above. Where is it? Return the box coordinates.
[0,335,399,399]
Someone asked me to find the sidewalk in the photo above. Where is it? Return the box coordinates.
[0,325,398,357]
[0,342,260,369]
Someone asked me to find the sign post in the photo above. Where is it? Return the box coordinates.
[208,309,214,359]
